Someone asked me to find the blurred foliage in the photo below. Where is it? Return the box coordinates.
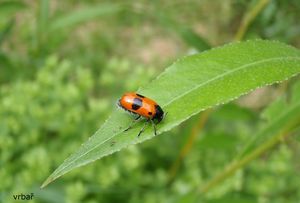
[0,0,300,203]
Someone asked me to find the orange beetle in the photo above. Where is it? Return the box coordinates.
[118,92,165,136]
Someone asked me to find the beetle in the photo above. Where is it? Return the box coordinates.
[117,92,165,137]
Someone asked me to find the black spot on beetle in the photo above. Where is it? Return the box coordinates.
[153,105,164,123]
[132,98,142,110]
[132,104,140,110]
[136,93,145,98]
[148,112,152,115]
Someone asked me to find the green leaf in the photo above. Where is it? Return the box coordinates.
[0,19,14,46]
[200,80,300,193]
[156,12,211,51]
[42,40,300,188]
[213,103,256,121]
[38,0,49,33]
[198,132,239,150]
[0,1,26,19]
[291,79,300,102]
[177,27,211,51]
[49,4,122,31]
[237,80,300,159]
[206,195,256,203]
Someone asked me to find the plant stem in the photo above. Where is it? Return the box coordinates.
[199,129,291,194]
[168,109,211,183]
[234,0,270,41]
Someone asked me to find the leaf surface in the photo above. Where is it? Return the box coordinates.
[42,40,300,187]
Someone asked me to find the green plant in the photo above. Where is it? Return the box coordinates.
[42,40,300,189]
[2,1,300,202]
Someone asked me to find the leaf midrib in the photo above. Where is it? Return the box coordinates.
[50,55,300,179]
[162,56,300,108]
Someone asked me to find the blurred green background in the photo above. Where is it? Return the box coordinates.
[1,0,300,202]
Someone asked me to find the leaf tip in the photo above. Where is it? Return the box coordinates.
[40,176,56,189]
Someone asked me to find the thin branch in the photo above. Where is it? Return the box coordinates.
[168,109,211,183]
[234,0,270,41]
[199,129,291,194]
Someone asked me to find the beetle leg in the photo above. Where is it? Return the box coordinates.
[137,119,149,137]
[124,115,141,132]
[150,119,157,136]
